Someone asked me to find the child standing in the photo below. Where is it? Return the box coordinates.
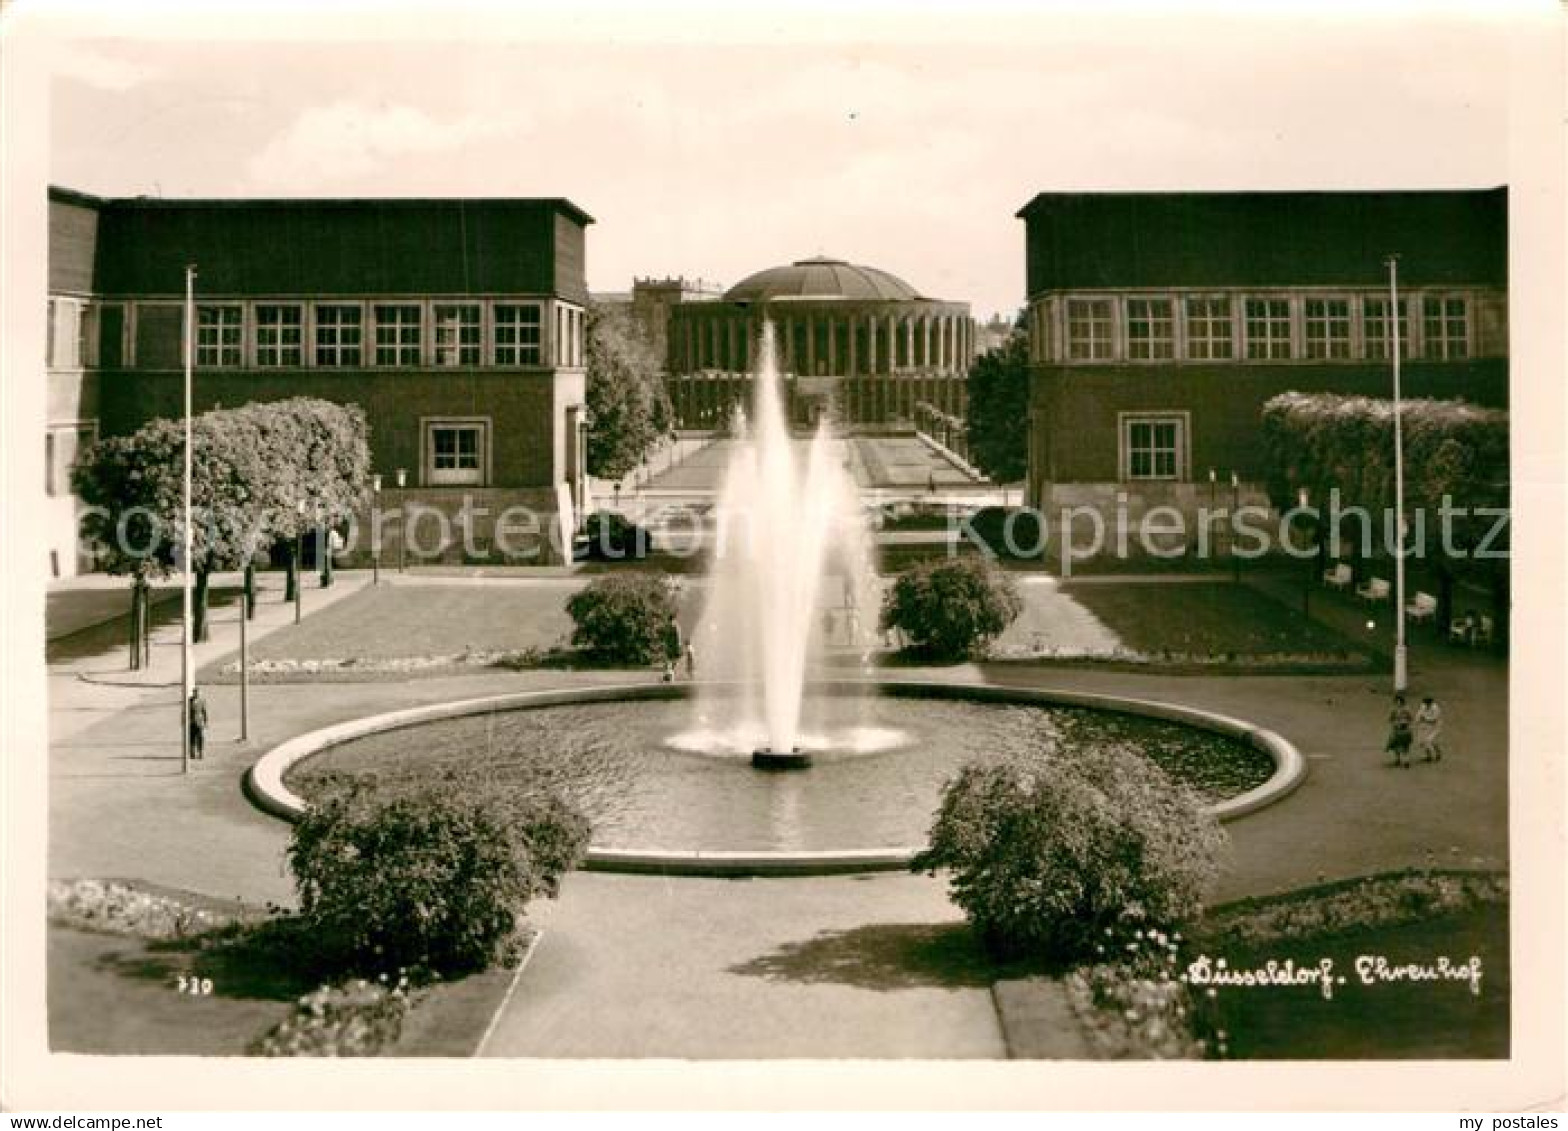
[1416,696,1444,763]
[1386,694,1414,769]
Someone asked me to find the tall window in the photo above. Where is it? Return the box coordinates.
[1123,416,1184,480]
[1184,297,1233,360]
[1066,298,1114,361]
[375,304,422,366]
[1244,297,1292,360]
[1126,298,1174,360]
[1423,296,1469,359]
[494,304,542,365]
[1362,296,1409,360]
[1304,298,1352,360]
[314,305,362,367]
[196,305,242,367]
[255,305,303,367]
[434,304,481,366]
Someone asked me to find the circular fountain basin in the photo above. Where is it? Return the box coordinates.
[246,681,1306,876]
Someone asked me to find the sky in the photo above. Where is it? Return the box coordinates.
[42,3,1518,319]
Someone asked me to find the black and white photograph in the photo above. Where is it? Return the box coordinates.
[2,0,1564,1116]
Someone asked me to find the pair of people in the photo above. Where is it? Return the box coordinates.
[1386,694,1443,767]
[660,618,695,682]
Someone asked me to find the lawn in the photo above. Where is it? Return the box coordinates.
[227,582,585,665]
[1202,905,1508,1059]
[1060,581,1363,659]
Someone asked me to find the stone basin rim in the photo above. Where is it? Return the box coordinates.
[243,678,1307,876]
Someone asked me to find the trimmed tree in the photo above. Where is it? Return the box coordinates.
[565,573,681,665]
[1260,392,1508,633]
[964,315,1031,487]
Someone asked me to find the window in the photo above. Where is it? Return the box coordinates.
[1122,415,1185,481]
[1423,296,1469,359]
[255,305,303,367]
[1126,298,1174,360]
[196,305,242,367]
[1066,298,1114,361]
[314,305,363,367]
[375,304,422,366]
[1304,298,1352,360]
[426,421,486,486]
[1244,298,1292,360]
[1184,297,1233,360]
[1362,296,1409,360]
[434,304,481,366]
[494,303,542,365]
[46,299,57,368]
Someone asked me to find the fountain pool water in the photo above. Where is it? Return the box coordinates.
[685,323,881,767]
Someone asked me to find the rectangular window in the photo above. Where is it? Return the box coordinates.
[314,304,363,367]
[494,303,542,365]
[426,421,486,486]
[1126,298,1174,361]
[1123,416,1184,481]
[1422,296,1469,359]
[255,305,303,367]
[1065,298,1114,361]
[1362,296,1410,360]
[196,305,243,367]
[1303,298,1352,360]
[1244,297,1292,360]
[46,299,57,368]
[434,304,481,366]
[375,304,422,366]
[1184,297,1233,360]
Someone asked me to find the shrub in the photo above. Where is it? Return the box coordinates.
[880,556,1022,660]
[566,573,679,665]
[577,510,655,561]
[912,744,1227,964]
[249,975,411,1057]
[963,507,1044,558]
[286,778,588,979]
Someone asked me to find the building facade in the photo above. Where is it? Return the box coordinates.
[45,187,594,571]
[665,257,975,430]
[1016,190,1508,520]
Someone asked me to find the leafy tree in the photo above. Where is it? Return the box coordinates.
[585,303,672,480]
[913,744,1228,963]
[1261,392,1508,632]
[964,315,1031,485]
[880,556,1023,661]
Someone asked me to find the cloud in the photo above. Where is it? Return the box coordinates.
[52,43,160,92]
[245,101,518,188]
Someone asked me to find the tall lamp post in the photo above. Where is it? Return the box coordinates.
[294,498,306,625]
[1297,486,1316,617]
[395,468,408,573]
[180,264,196,775]
[370,473,383,586]
[1229,471,1241,584]
[1386,254,1409,694]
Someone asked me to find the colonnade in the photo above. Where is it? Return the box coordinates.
[668,370,968,429]
[672,306,974,378]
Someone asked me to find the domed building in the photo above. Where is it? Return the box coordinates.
[666,256,974,429]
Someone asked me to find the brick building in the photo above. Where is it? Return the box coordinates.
[46,187,594,571]
[1016,189,1508,519]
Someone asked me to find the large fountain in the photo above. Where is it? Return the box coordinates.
[685,323,881,769]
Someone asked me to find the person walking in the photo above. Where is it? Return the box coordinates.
[1385,693,1414,768]
[1416,695,1444,763]
[188,687,208,761]
[684,641,696,679]
[661,616,682,682]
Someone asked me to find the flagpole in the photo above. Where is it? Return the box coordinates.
[181,264,196,774]
[1387,254,1408,694]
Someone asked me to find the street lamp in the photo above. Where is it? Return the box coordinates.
[1298,486,1315,618]
[1207,468,1217,565]
[1230,471,1241,584]
[395,468,408,573]
[1386,254,1409,694]
[294,498,306,624]
[371,473,382,586]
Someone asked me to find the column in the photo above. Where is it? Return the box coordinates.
[806,314,818,376]
[921,315,933,370]
[827,316,838,376]
[847,312,858,376]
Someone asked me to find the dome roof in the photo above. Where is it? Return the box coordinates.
[723,257,923,303]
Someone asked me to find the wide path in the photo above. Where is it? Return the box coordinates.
[481,872,1007,1059]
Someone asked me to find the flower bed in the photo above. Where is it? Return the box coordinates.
[249,975,411,1057]
[47,878,248,940]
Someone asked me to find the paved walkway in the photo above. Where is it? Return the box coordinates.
[43,571,1508,1057]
